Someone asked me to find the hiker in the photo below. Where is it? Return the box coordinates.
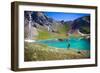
[67,43,70,49]
[66,39,70,49]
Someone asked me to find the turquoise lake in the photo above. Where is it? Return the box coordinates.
[37,38,90,50]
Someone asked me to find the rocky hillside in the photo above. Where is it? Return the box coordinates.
[24,11,90,40]
[71,16,90,34]
[24,11,70,40]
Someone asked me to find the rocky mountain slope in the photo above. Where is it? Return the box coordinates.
[24,11,90,40]
[71,16,90,34]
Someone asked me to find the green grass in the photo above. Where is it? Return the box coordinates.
[34,23,85,40]
[37,30,51,40]
[58,24,69,33]
[24,42,90,61]
[36,24,70,40]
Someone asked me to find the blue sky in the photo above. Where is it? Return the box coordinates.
[44,12,90,21]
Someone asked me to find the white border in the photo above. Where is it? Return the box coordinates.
[18,5,96,68]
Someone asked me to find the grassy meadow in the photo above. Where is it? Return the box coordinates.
[24,42,90,61]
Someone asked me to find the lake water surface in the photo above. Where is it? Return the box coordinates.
[37,38,90,50]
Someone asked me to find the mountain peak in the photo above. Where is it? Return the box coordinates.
[36,12,44,17]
